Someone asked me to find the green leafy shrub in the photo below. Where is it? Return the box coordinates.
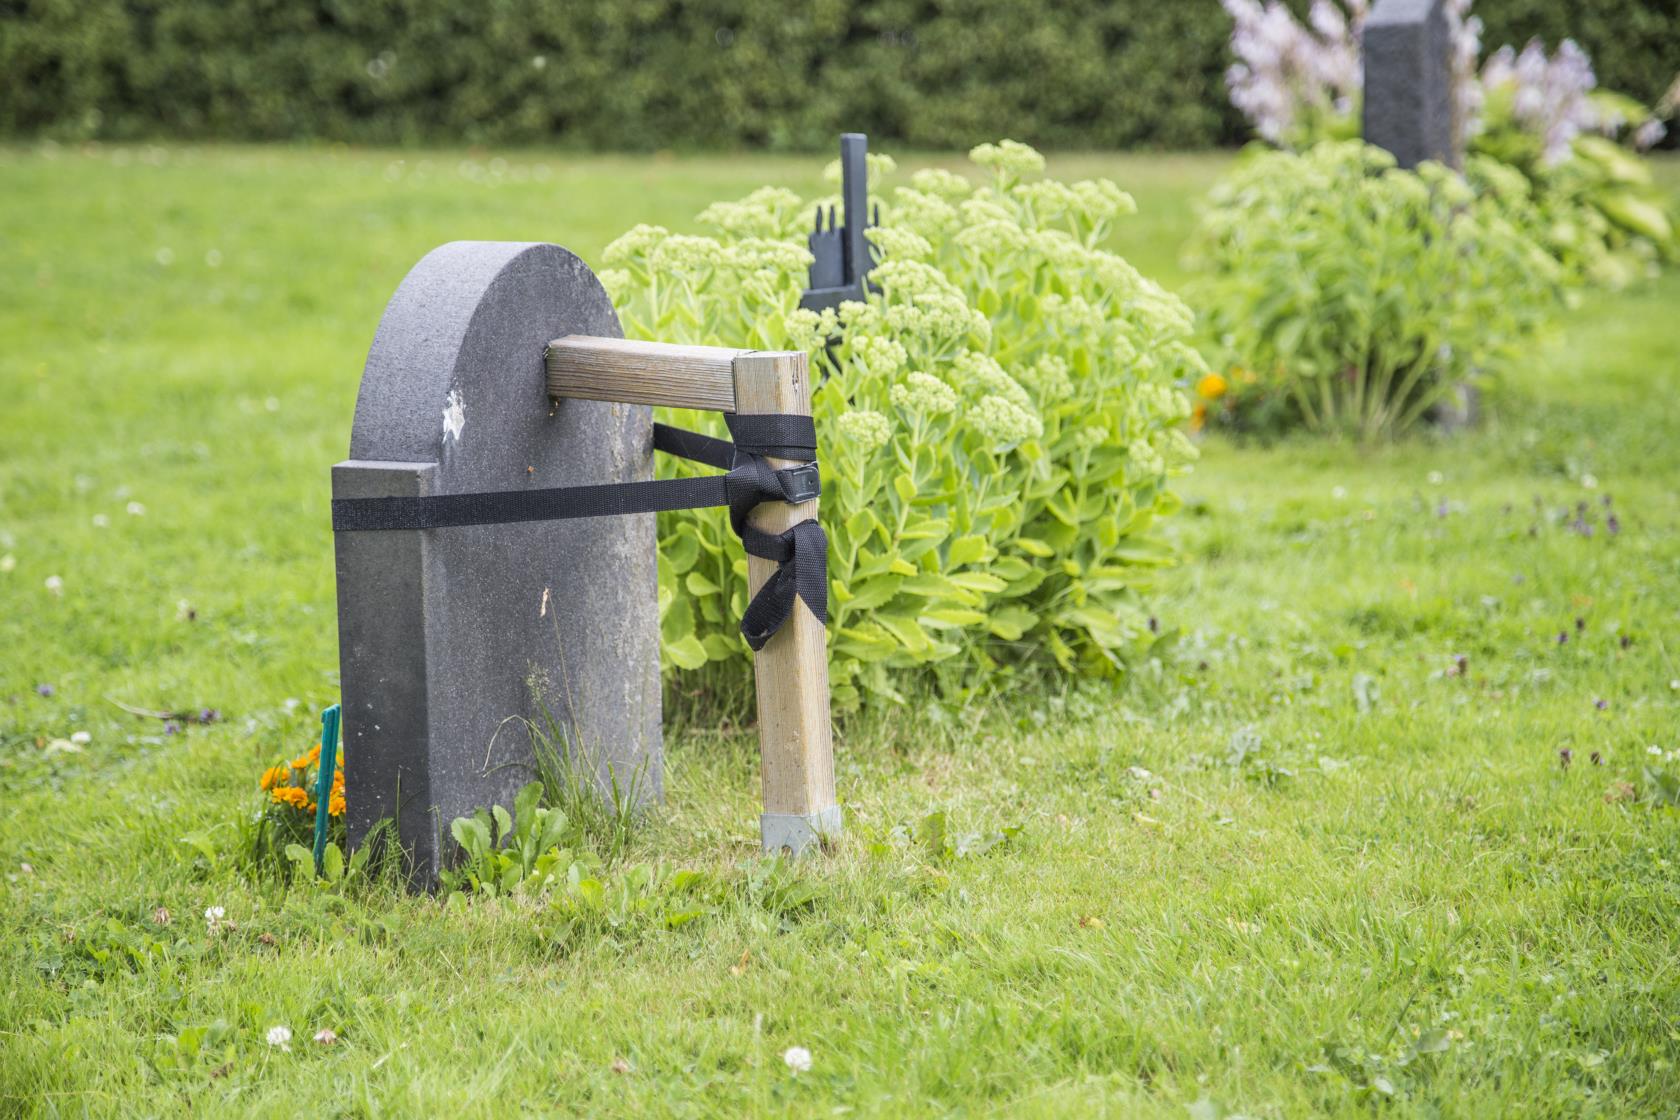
[1221,1,1678,289]
[7,1,1677,151]
[1188,141,1564,440]
[1474,103,1677,288]
[602,141,1202,708]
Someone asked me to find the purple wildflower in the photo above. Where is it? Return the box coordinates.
[1559,748,1572,770]
[35,683,54,697]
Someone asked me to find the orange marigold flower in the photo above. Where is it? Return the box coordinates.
[259,765,289,791]
[1196,372,1229,401]
[1190,401,1208,432]
[270,785,311,810]
[291,743,321,770]
[329,791,346,817]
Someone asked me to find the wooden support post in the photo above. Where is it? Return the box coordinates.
[731,351,840,853]
[545,335,840,853]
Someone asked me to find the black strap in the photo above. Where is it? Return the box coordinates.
[725,413,818,460]
[332,413,826,651]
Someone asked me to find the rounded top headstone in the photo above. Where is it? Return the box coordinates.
[350,241,624,491]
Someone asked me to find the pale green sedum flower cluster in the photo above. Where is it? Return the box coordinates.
[601,140,1202,708]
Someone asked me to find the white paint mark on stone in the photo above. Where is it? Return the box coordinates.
[442,390,466,443]
[540,587,551,617]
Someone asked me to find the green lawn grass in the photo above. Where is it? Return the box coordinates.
[2,143,1678,1117]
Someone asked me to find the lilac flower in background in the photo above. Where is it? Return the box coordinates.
[1482,39,1601,166]
[1222,0,1367,146]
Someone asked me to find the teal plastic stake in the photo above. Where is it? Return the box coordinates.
[313,704,341,875]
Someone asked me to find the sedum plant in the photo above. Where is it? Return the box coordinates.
[1188,141,1564,440]
[1222,0,1678,287]
[599,141,1202,709]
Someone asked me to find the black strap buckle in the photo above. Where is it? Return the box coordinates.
[773,462,821,505]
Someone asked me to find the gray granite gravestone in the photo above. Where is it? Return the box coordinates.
[333,241,661,885]
[1362,0,1458,169]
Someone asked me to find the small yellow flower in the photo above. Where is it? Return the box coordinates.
[259,765,288,791]
[1196,372,1229,401]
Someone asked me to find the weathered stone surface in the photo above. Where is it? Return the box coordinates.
[334,241,661,885]
[1363,0,1458,169]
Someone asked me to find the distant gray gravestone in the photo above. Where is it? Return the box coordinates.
[1362,0,1459,170]
[333,241,661,885]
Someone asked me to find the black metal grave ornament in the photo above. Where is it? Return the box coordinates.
[800,133,879,314]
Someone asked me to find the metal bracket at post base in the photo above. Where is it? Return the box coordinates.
[761,805,843,855]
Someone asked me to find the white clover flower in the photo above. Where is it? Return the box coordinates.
[782,1046,813,1073]
[204,905,228,936]
[889,371,958,415]
[70,731,91,745]
[44,575,63,596]
[969,139,1046,177]
[835,409,894,452]
[266,1025,292,1051]
[601,224,670,266]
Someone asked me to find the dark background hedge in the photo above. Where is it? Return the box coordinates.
[2,0,1675,149]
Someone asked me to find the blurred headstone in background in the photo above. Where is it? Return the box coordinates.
[1362,0,1460,169]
